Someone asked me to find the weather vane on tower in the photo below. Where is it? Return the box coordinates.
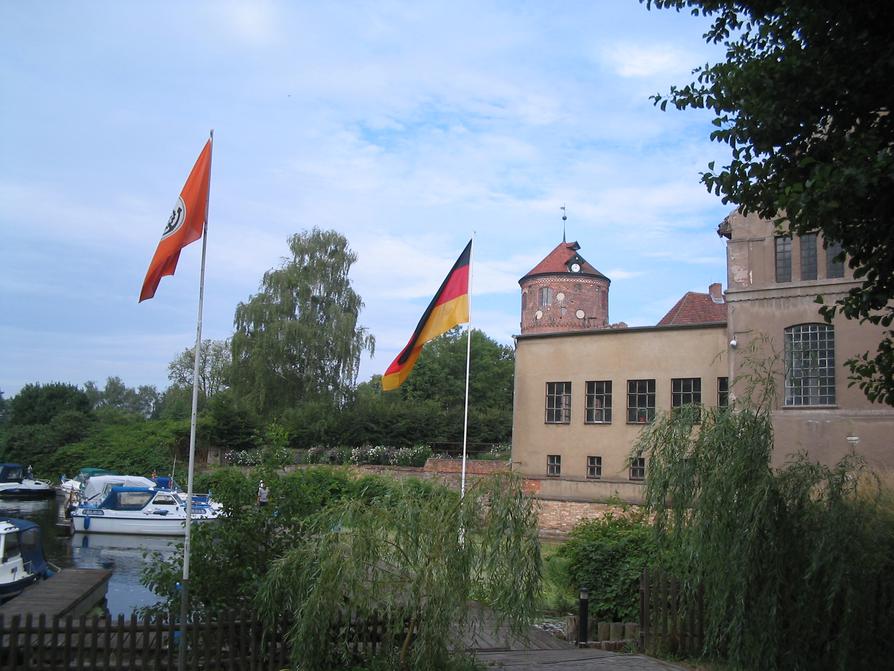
[560,204,567,243]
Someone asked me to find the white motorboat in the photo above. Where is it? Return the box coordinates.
[70,485,220,536]
[0,464,55,499]
[0,517,51,601]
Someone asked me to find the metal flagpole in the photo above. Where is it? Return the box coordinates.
[179,129,213,671]
[460,234,475,499]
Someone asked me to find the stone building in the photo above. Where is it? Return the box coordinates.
[511,217,894,506]
[721,210,894,471]
[511,240,728,502]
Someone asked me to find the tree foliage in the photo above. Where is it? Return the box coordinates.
[635,400,894,669]
[167,339,231,403]
[560,508,659,622]
[231,229,375,416]
[256,473,541,671]
[644,0,894,403]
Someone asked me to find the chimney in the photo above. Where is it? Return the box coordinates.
[708,282,724,304]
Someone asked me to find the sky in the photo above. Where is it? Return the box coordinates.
[0,1,734,398]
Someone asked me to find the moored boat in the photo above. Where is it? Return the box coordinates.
[0,517,52,601]
[0,464,55,499]
[70,486,220,536]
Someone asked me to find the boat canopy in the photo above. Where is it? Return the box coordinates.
[0,464,24,483]
[82,475,156,502]
[0,517,48,576]
[98,486,155,511]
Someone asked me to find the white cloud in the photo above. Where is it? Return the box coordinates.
[601,43,696,78]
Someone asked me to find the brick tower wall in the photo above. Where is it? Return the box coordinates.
[520,274,609,334]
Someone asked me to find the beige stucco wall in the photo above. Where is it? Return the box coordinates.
[511,324,728,499]
[725,211,894,472]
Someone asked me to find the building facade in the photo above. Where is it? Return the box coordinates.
[721,210,894,471]
[511,240,729,502]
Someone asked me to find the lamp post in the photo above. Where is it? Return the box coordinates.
[578,586,589,647]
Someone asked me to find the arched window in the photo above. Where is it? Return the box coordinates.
[784,324,835,406]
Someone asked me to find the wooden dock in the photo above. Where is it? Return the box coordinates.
[0,568,110,620]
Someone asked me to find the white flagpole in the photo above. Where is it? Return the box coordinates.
[179,130,213,671]
[460,234,475,499]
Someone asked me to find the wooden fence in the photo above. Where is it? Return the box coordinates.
[639,567,704,656]
[0,609,407,670]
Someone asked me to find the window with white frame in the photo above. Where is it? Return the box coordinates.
[547,454,561,477]
[545,382,572,424]
[627,379,655,423]
[775,235,792,282]
[784,324,835,406]
[585,381,612,423]
[826,239,845,278]
[717,377,729,408]
[801,233,818,280]
[586,456,602,479]
[630,457,646,481]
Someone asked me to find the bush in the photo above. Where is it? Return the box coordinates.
[224,449,263,466]
[559,508,658,622]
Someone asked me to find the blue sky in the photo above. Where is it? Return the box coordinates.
[0,1,732,397]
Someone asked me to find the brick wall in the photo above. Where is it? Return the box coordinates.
[520,275,610,335]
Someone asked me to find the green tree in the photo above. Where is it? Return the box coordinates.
[257,473,541,671]
[231,229,375,416]
[644,1,894,403]
[8,382,91,426]
[635,401,894,669]
[167,338,231,403]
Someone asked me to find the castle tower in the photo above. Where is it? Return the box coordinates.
[518,240,610,335]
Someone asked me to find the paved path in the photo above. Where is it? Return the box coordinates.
[463,604,688,670]
[474,648,689,670]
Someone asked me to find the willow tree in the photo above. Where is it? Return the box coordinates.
[231,229,374,416]
[257,474,542,671]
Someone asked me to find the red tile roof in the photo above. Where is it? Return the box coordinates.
[658,291,727,326]
[521,241,608,281]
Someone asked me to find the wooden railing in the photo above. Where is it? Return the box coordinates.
[639,567,705,656]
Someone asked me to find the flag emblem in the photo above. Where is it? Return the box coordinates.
[139,139,213,302]
[162,198,187,239]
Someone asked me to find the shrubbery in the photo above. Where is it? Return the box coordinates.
[299,444,433,468]
[559,507,659,622]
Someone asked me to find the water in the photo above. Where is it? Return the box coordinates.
[0,497,178,617]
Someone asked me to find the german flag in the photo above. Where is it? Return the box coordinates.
[382,240,472,391]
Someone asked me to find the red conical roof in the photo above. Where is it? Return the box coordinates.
[520,241,608,283]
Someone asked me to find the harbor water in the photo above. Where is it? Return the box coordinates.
[0,496,177,617]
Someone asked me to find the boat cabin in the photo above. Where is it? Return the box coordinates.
[93,487,184,515]
[0,464,26,483]
[0,518,49,600]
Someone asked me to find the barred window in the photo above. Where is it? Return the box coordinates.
[717,377,729,408]
[587,456,602,479]
[627,379,655,423]
[585,381,612,423]
[545,382,572,424]
[784,324,835,406]
[630,457,646,481]
[547,454,561,477]
[800,233,817,280]
[539,286,553,307]
[775,235,792,282]
[826,240,845,278]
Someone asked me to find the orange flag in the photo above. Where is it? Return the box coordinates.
[139,139,213,302]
